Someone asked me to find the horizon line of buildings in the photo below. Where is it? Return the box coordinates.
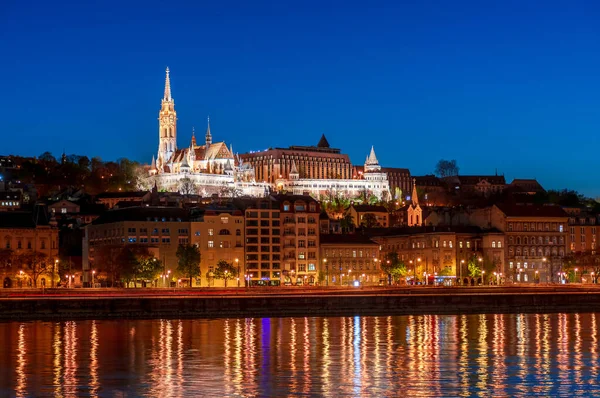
[0,185,599,289]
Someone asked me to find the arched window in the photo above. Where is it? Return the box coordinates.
[516,247,521,256]
[523,248,529,257]
[516,237,521,245]
[498,241,502,248]
[236,229,241,236]
[538,248,543,257]
[219,229,231,235]
[523,237,528,245]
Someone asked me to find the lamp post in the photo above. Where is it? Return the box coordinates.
[235,258,240,287]
[92,270,96,288]
[54,259,58,288]
[418,258,424,285]
[323,258,328,287]
[460,260,465,285]
[535,270,539,284]
[592,271,596,284]
[481,270,485,286]
[574,268,578,283]
[224,270,229,288]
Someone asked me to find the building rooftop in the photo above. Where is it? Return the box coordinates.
[351,204,388,213]
[495,203,568,218]
[95,191,150,199]
[0,208,50,228]
[91,207,190,225]
[366,225,503,237]
[320,234,379,245]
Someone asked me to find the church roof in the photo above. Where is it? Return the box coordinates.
[170,141,234,164]
[317,134,330,148]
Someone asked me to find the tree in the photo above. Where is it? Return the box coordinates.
[117,245,152,287]
[340,213,355,234]
[213,259,238,287]
[16,252,52,287]
[0,249,13,268]
[93,245,122,286]
[380,252,407,284]
[361,213,380,228]
[176,244,201,287]
[138,257,163,284]
[434,159,459,178]
[178,177,198,196]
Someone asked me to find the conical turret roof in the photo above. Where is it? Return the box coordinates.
[317,134,330,148]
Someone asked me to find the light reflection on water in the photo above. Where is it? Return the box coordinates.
[1,313,600,397]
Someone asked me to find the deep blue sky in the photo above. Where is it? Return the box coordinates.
[1,0,599,196]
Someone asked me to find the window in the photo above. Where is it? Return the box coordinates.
[498,241,502,248]
[459,241,463,249]
[221,216,229,224]
[41,241,46,249]
[308,263,316,271]
[208,241,214,248]
[161,228,170,234]
[492,241,496,248]
[128,228,136,234]
[161,237,170,243]
[466,241,470,249]
[208,229,214,236]
[443,241,447,248]
[179,238,189,245]
[449,241,453,248]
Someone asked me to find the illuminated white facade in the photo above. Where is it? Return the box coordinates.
[275,146,390,200]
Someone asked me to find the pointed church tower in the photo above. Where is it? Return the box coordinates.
[407,178,422,226]
[157,67,177,168]
[205,116,212,147]
[411,178,419,206]
[190,127,196,147]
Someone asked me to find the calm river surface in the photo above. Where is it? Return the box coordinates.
[1,313,599,397]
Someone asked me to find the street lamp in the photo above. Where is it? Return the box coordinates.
[323,258,328,286]
[460,260,465,285]
[575,268,578,283]
[481,270,485,285]
[54,259,58,288]
[235,258,240,287]
[225,270,229,287]
[92,270,96,288]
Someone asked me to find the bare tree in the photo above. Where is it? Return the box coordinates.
[434,159,459,178]
[178,177,198,196]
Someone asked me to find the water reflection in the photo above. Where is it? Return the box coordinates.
[1,313,600,396]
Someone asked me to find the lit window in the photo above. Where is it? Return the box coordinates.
[208,240,214,248]
[208,229,214,236]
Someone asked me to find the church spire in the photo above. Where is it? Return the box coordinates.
[190,127,196,147]
[164,67,172,100]
[205,116,212,146]
[412,178,419,206]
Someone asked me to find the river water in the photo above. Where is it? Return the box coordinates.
[1,313,599,397]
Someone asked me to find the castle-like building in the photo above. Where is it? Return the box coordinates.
[147,68,269,197]
[146,68,391,200]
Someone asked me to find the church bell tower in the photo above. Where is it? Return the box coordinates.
[157,67,177,169]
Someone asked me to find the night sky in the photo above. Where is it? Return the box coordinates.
[1,1,599,196]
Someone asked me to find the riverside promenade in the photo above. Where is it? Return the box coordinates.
[1,285,599,320]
